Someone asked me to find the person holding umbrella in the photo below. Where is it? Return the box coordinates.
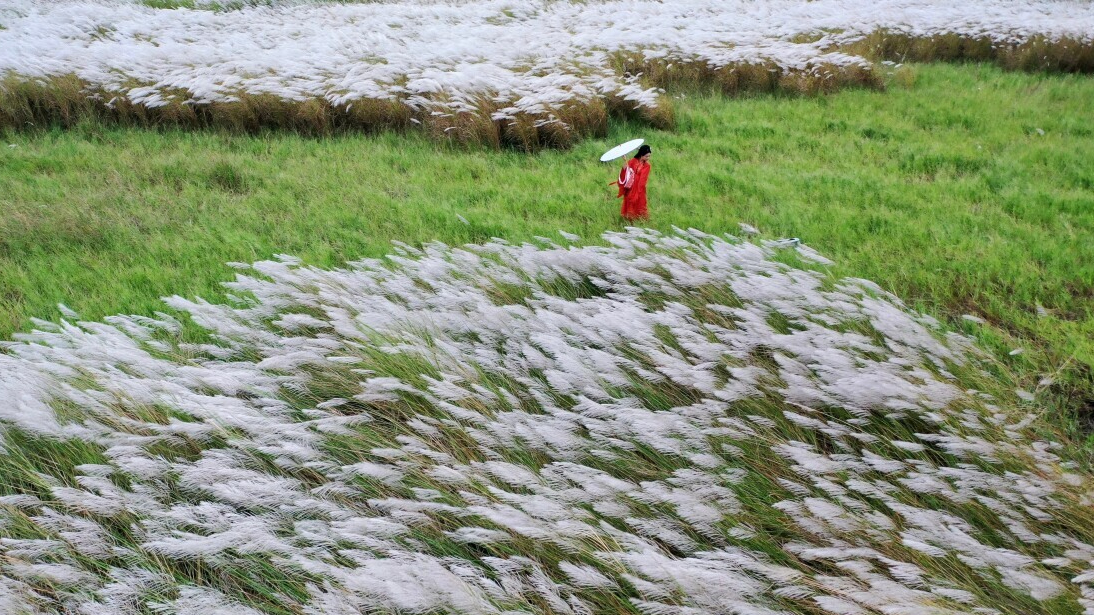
[608,143,652,221]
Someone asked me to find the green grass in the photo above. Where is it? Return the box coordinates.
[1,62,1092,431]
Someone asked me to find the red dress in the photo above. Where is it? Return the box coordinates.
[616,158,650,220]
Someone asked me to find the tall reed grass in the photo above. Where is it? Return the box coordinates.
[844,31,1094,73]
[0,76,621,151]
[2,0,1089,148]
[0,60,888,148]
[0,229,1091,614]
[5,33,1090,149]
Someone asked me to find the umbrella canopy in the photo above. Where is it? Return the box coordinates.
[599,138,644,162]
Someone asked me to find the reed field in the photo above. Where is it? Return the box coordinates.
[2,61,1093,613]
[2,1,1094,614]
[1,0,1093,147]
[3,61,1092,426]
[0,225,1093,614]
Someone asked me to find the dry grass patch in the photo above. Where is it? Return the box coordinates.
[843,30,1094,74]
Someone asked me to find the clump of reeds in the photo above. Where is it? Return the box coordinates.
[843,29,1094,74]
[2,35,1091,149]
[3,0,1093,148]
[0,74,99,130]
[611,52,884,97]
[407,93,613,151]
[604,90,676,131]
[998,35,1094,73]
[0,74,646,150]
[1,35,1089,148]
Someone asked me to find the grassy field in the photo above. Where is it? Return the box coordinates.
[2,62,1092,433]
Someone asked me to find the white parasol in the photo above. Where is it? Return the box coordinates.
[599,138,644,162]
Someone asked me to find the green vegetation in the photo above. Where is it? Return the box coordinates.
[138,0,199,9]
[1,62,1092,435]
[3,228,1087,614]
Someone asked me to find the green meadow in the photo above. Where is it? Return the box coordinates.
[2,62,1092,436]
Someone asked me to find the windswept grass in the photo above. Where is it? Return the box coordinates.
[0,227,1092,614]
[8,30,1094,146]
[0,75,620,150]
[0,61,865,149]
[2,0,1091,145]
[2,63,1091,433]
[844,31,1094,74]
[610,54,885,98]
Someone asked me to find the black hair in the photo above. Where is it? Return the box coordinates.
[633,144,652,159]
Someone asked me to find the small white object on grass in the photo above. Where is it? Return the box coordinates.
[738,222,760,235]
[1015,389,1035,402]
[456,214,469,225]
[1008,348,1023,356]
[961,314,985,324]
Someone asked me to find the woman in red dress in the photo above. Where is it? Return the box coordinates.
[616,144,651,221]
